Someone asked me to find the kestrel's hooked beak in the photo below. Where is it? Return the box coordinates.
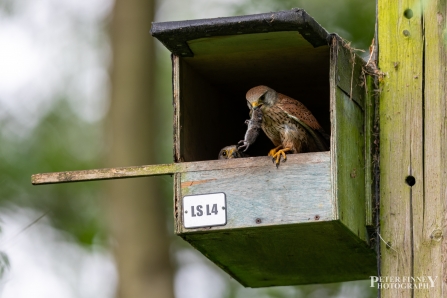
[251,101,263,109]
[251,91,267,109]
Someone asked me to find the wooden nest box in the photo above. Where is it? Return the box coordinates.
[151,9,376,287]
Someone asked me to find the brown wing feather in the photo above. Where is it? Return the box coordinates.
[276,93,323,131]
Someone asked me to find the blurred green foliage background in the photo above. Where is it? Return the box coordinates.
[0,0,376,297]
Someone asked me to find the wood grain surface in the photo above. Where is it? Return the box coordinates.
[378,0,423,295]
[177,151,331,233]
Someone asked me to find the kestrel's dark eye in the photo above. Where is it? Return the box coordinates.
[222,151,227,156]
[259,94,265,101]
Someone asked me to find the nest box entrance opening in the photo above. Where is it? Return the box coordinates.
[177,31,330,161]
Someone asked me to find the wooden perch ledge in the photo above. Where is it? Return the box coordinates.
[31,151,330,185]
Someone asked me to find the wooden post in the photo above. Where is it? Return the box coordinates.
[378,0,447,296]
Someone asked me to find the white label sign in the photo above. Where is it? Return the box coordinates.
[183,192,227,229]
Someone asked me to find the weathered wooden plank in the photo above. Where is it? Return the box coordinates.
[330,37,367,242]
[181,221,376,287]
[413,1,447,297]
[172,53,186,237]
[378,0,424,296]
[333,87,366,241]
[329,37,339,225]
[172,55,181,162]
[177,151,331,233]
[31,152,328,184]
[32,163,180,185]
[174,172,183,234]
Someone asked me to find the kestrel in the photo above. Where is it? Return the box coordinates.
[245,85,329,166]
[218,145,249,159]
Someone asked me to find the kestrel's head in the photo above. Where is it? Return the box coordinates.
[218,145,242,159]
[246,85,278,109]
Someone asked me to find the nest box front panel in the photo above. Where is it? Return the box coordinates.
[175,152,332,234]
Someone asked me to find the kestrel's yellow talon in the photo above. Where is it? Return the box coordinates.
[268,145,283,157]
[271,148,291,167]
[280,149,287,162]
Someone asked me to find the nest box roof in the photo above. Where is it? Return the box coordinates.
[151,8,331,57]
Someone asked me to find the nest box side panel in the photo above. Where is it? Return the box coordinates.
[174,172,182,234]
[173,55,181,162]
[330,37,368,242]
[181,220,377,287]
[176,152,331,233]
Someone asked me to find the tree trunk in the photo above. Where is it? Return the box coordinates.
[106,0,174,297]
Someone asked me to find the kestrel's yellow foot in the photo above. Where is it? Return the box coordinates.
[268,145,283,163]
[271,148,291,168]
